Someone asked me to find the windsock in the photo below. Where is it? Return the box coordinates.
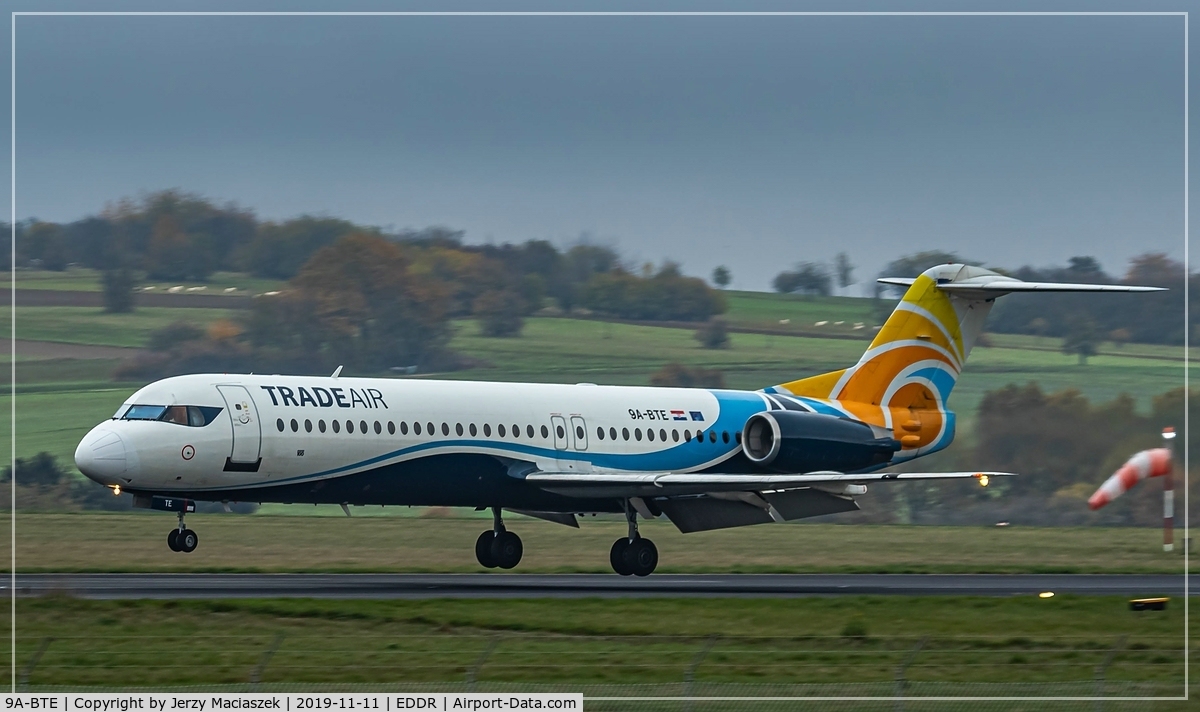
[1088,448,1173,510]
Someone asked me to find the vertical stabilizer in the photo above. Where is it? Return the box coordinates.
[770,264,997,412]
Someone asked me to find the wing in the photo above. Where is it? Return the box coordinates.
[520,469,1010,533]
[523,470,1010,498]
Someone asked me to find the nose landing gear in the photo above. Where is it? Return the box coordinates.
[166,511,198,553]
[475,507,523,570]
[610,500,657,577]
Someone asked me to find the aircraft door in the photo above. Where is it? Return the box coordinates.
[551,415,569,450]
[570,416,588,451]
[216,385,262,469]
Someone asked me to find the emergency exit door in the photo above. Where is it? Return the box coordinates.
[217,384,262,471]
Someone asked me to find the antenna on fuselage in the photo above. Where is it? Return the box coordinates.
[331,365,343,379]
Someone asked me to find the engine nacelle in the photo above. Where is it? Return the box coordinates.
[741,410,901,473]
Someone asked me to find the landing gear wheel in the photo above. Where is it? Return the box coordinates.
[610,538,633,576]
[490,531,523,570]
[167,529,181,552]
[475,531,498,568]
[623,538,658,577]
[178,529,198,553]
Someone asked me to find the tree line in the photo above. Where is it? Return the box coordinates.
[771,249,1193,348]
[5,190,724,319]
[859,383,1198,528]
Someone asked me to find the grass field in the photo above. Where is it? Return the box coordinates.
[4,595,1189,697]
[3,306,236,348]
[2,514,1193,574]
[3,268,286,295]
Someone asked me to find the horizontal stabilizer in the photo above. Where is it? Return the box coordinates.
[878,275,1165,296]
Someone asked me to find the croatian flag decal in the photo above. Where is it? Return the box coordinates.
[671,410,687,421]
[689,411,705,422]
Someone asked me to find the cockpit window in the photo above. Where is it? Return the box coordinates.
[122,405,167,420]
[120,404,222,426]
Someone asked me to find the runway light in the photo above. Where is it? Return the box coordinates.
[1039,591,1054,599]
[977,474,990,487]
[112,485,121,496]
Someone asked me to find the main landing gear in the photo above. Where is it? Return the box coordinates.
[475,507,523,570]
[610,500,658,577]
[166,511,198,554]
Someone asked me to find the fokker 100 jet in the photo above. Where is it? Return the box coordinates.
[75,264,1163,575]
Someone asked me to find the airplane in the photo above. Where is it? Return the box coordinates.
[74,263,1164,575]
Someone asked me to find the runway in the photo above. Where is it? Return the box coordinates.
[9,573,1195,599]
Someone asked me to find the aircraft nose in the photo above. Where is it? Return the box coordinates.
[75,427,128,484]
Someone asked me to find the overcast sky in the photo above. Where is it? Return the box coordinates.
[3,1,1192,290]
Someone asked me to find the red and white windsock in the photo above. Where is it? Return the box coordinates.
[1087,448,1173,510]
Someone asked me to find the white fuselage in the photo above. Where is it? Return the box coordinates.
[75,373,771,499]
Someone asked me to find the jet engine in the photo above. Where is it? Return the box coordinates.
[741,411,900,473]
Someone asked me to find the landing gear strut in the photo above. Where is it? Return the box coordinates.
[475,507,523,570]
[610,500,657,577]
[167,511,198,554]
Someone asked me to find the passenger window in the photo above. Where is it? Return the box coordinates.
[499,424,507,437]
[684,430,691,441]
[375,421,382,434]
[414,422,422,435]
[347,420,355,434]
[305,419,313,433]
[709,430,717,443]
[610,427,617,440]
[634,428,642,441]
[360,420,368,434]
[597,427,605,440]
[400,422,409,435]
[555,425,563,439]
[428,422,435,436]
[290,419,298,433]
[456,423,464,436]
[388,421,395,435]
[541,425,549,438]
[659,428,667,442]
[440,422,449,436]
[622,428,630,441]
[484,424,492,437]
[277,418,285,432]
[319,420,326,433]
[510,424,519,438]
[469,423,478,437]
[672,430,679,442]
[576,426,584,439]
[332,420,341,433]
[526,425,534,438]
[722,431,730,444]
[647,429,655,442]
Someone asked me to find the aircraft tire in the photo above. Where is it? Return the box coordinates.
[167,529,181,552]
[491,531,523,570]
[609,538,633,576]
[178,529,198,553]
[623,538,658,577]
[475,531,498,568]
